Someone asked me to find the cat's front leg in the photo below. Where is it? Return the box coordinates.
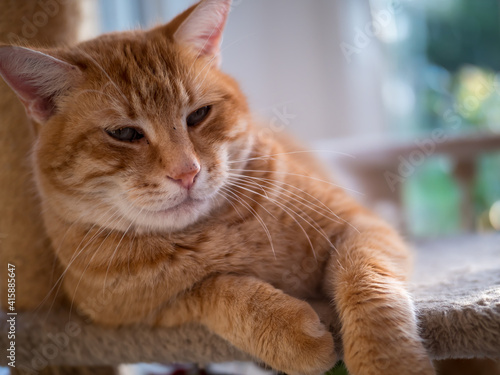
[157,274,336,375]
[325,215,435,375]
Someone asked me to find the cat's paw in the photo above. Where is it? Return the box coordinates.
[256,300,336,375]
[372,352,435,375]
[345,341,435,375]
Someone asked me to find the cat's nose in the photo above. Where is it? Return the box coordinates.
[168,163,201,189]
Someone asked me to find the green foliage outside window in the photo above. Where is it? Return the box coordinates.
[399,0,500,236]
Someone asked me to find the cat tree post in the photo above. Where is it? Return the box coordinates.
[0,1,114,374]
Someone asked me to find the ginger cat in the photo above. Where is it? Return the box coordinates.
[0,1,435,374]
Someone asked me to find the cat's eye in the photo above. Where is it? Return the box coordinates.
[187,106,211,127]
[106,127,144,142]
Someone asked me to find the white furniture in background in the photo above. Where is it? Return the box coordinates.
[317,132,500,234]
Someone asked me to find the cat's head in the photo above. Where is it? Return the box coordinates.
[0,0,254,233]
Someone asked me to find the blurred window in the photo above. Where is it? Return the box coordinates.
[98,0,187,32]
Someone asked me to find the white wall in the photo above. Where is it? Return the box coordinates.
[222,0,387,142]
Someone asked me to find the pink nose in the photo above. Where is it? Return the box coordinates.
[168,164,200,189]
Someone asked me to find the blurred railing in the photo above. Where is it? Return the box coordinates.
[318,132,500,235]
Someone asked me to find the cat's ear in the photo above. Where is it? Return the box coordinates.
[173,0,232,66]
[0,45,81,124]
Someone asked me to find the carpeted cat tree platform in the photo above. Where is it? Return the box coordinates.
[1,234,499,370]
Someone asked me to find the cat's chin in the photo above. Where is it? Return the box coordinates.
[130,197,213,233]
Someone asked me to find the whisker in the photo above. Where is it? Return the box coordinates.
[40,205,124,320]
[48,199,109,288]
[227,177,338,258]
[224,180,317,259]
[215,189,246,221]
[222,182,277,220]
[67,204,138,320]
[101,207,144,295]
[228,173,360,234]
[228,149,356,164]
[228,168,363,196]
[227,175,341,225]
[220,186,276,258]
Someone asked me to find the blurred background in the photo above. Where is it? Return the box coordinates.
[80,0,500,242]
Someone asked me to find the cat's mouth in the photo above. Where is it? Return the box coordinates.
[124,194,214,232]
[145,197,205,216]
[133,196,212,231]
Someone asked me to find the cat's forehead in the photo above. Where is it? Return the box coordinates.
[65,33,231,128]
[83,37,186,84]
[72,35,206,115]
